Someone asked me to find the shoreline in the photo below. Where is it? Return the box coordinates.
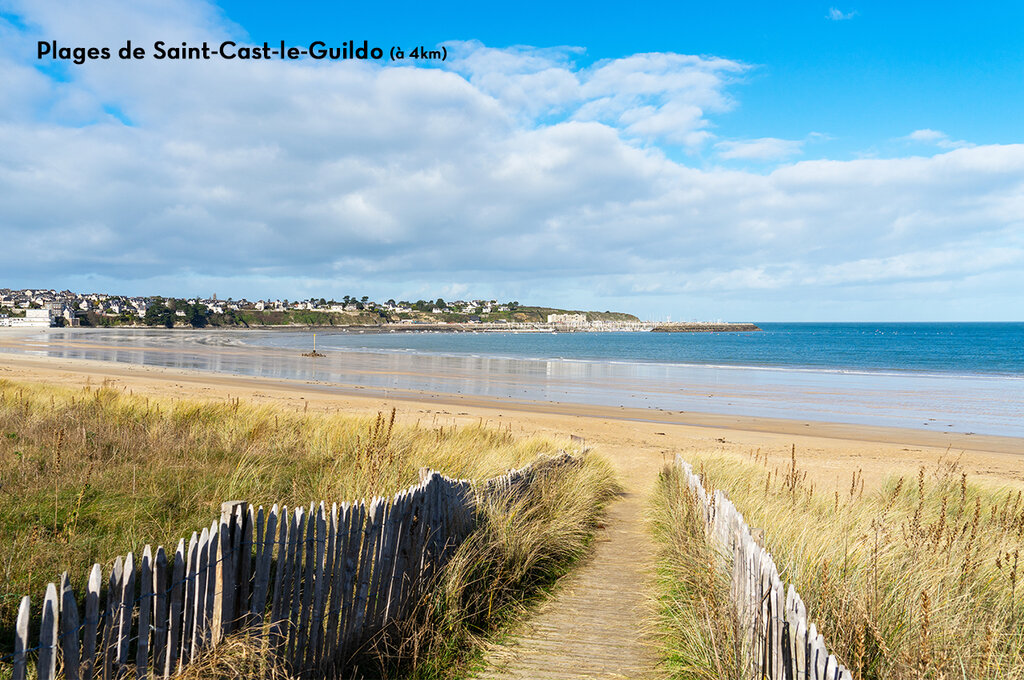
[1,350,1017,453]
[3,328,1022,438]
[2,352,1022,494]
[6,326,1017,381]
[1,321,761,333]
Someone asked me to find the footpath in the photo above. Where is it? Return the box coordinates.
[471,491,657,680]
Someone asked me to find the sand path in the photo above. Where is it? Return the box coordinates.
[469,490,658,680]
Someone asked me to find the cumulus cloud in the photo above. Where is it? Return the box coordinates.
[0,0,1021,320]
[905,128,973,149]
[446,41,746,147]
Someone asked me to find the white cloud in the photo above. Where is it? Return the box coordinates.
[446,42,746,148]
[905,128,973,149]
[827,8,857,20]
[0,1,1021,321]
[715,137,804,161]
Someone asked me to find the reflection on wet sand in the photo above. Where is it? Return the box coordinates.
[1,328,1021,437]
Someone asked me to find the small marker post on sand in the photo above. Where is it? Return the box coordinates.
[302,331,324,357]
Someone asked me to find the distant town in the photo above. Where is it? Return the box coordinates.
[0,288,759,333]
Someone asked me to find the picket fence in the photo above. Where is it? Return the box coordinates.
[6,453,576,680]
[676,455,853,680]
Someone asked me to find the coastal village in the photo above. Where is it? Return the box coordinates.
[0,288,757,332]
[0,288,610,328]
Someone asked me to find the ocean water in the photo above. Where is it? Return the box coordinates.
[251,322,1024,377]
[4,324,1022,436]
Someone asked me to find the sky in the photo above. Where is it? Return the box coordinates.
[1,1,1022,321]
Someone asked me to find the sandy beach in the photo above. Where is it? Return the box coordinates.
[1,345,1021,495]
[3,330,1023,679]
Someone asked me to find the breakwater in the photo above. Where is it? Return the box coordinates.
[649,322,760,333]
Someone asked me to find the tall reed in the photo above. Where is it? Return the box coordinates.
[369,455,620,679]
[651,464,742,680]
[0,379,556,636]
[684,449,1024,679]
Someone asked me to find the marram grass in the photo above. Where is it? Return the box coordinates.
[356,455,620,679]
[0,378,561,636]
[142,455,619,680]
[676,448,1024,680]
[650,464,742,680]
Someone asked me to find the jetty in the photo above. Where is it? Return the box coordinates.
[649,321,760,332]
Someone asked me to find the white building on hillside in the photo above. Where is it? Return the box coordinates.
[547,313,587,325]
[0,308,54,327]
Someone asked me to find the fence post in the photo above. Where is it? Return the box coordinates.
[204,521,218,646]
[285,506,307,667]
[268,505,291,657]
[152,546,169,678]
[214,500,246,644]
[12,595,30,680]
[251,504,278,627]
[102,556,124,679]
[38,583,59,680]
[338,502,365,662]
[190,529,209,660]
[294,503,318,670]
[136,546,153,679]
[236,505,254,631]
[82,564,102,680]
[117,552,136,674]
[324,503,349,666]
[60,573,82,680]
[304,502,329,671]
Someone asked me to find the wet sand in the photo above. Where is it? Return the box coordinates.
[1,348,1022,494]
[4,328,1023,439]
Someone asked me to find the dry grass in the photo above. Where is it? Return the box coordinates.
[683,448,1024,680]
[168,633,297,680]
[159,455,620,680]
[0,378,560,649]
[358,455,620,679]
[651,464,742,680]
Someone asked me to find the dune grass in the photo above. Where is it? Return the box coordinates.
[109,456,618,680]
[356,454,621,679]
[650,464,742,680]
[0,378,570,650]
[674,448,1024,679]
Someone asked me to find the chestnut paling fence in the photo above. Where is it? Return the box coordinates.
[676,455,854,680]
[4,453,577,680]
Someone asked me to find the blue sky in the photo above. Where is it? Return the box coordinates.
[1,1,1022,320]
[216,0,1024,159]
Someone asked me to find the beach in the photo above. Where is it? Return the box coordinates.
[5,326,1024,437]
[1,330,1022,494]
[4,327,1023,679]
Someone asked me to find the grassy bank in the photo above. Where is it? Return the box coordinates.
[97,455,619,680]
[0,378,619,679]
[359,454,620,679]
[650,463,741,680]
[668,450,1024,679]
[0,379,559,629]
[145,454,619,680]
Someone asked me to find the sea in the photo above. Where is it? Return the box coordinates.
[254,322,1024,376]
[5,323,1023,437]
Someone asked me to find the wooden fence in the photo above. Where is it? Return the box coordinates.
[5,453,576,680]
[675,455,853,680]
